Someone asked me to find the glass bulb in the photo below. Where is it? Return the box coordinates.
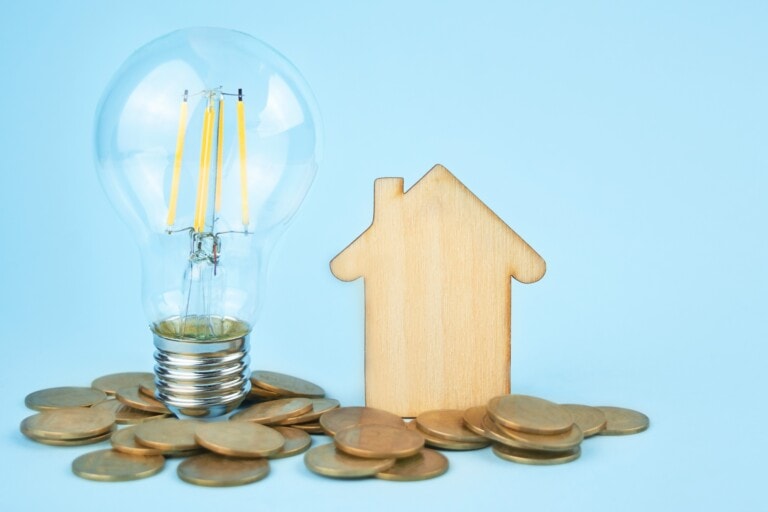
[94,28,321,417]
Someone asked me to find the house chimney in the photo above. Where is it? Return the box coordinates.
[374,178,404,218]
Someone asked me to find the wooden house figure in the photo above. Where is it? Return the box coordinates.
[331,164,546,417]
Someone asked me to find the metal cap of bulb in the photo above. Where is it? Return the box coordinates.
[153,326,251,418]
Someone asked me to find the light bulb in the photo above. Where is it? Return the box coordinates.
[94,28,322,417]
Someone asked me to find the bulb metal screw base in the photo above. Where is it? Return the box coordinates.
[152,332,251,418]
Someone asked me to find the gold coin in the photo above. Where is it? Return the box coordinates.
[20,408,115,440]
[25,386,107,411]
[251,370,325,398]
[139,382,156,399]
[492,443,581,465]
[178,453,270,487]
[561,404,607,437]
[463,406,487,436]
[72,449,165,481]
[416,409,488,443]
[291,422,326,434]
[92,399,169,424]
[596,406,650,435]
[319,406,405,436]
[335,424,424,459]
[195,421,285,458]
[487,395,574,435]
[247,386,284,400]
[230,397,313,424]
[406,420,489,451]
[163,449,203,458]
[376,449,449,481]
[91,372,154,396]
[134,418,201,451]
[482,416,583,452]
[273,398,341,426]
[269,427,313,459]
[304,443,395,478]
[24,427,115,446]
[116,386,170,414]
[111,426,163,456]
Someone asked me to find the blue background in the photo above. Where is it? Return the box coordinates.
[1,1,766,510]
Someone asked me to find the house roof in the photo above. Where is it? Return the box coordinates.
[331,164,546,283]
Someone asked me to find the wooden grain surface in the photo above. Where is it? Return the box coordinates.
[331,165,545,417]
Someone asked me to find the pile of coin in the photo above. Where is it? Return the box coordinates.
[20,371,650,484]
[19,370,338,485]
[462,394,650,465]
[304,406,449,481]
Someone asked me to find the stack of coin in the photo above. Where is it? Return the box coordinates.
[305,406,449,481]
[242,371,340,433]
[249,370,326,400]
[305,440,448,482]
[20,408,116,446]
[93,399,170,424]
[116,386,172,415]
[232,396,341,433]
[413,409,491,450]
[482,395,584,465]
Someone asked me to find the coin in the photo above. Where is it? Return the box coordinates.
[487,395,574,435]
[20,408,115,440]
[292,422,326,434]
[482,416,583,452]
[376,449,449,481]
[462,406,487,436]
[406,420,489,451]
[560,404,607,437]
[416,409,489,443]
[116,386,171,414]
[111,426,163,456]
[273,398,341,426]
[335,424,424,459]
[91,372,155,396]
[304,443,395,478]
[195,421,285,458]
[92,399,169,424]
[492,443,581,465]
[319,406,405,436]
[269,427,312,459]
[134,418,201,451]
[251,370,325,398]
[25,387,107,411]
[178,453,270,487]
[230,397,313,424]
[247,386,284,400]
[596,406,649,435]
[139,382,156,399]
[72,449,165,481]
[24,427,115,446]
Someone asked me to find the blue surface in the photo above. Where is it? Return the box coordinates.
[1,1,766,510]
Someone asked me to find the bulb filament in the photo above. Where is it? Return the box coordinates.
[166,88,250,234]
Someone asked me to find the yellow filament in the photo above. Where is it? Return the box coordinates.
[214,98,225,213]
[199,105,216,231]
[237,99,250,227]
[193,104,215,232]
[165,100,188,227]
